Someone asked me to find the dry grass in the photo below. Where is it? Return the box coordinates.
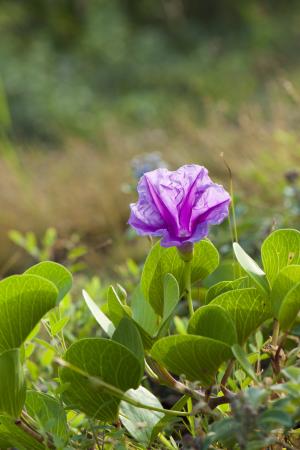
[1,93,300,274]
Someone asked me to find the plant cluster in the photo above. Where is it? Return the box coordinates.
[0,166,299,449]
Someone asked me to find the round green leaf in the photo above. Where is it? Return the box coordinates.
[0,349,26,418]
[141,239,219,315]
[0,274,58,352]
[261,229,300,287]
[205,276,250,304]
[270,265,300,317]
[188,305,237,345]
[25,261,72,302]
[278,282,300,331]
[60,338,143,421]
[151,335,232,386]
[211,288,271,344]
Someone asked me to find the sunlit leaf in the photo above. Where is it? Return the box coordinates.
[0,275,58,352]
[261,229,300,287]
[0,349,26,418]
[270,265,300,317]
[278,282,300,331]
[25,261,72,302]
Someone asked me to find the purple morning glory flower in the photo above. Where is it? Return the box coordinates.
[128,164,231,248]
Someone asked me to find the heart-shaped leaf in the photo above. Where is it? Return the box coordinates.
[233,243,269,294]
[0,275,58,352]
[188,305,237,346]
[211,288,271,344]
[25,391,68,444]
[142,239,219,315]
[278,282,300,331]
[261,229,300,287]
[270,265,300,317]
[151,335,232,386]
[0,349,26,418]
[25,261,72,302]
[120,386,164,446]
[60,338,142,421]
[205,276,251,304]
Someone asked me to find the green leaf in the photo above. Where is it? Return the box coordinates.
[25,261,72,302]
[0,349,26,418]
[25,391,68,444]
[231,344,258,382]
[142,239,219,315]
[278,281,300,331]
[188,305,237,345]
[120,386,164,445]
[205,276,251,304]
[60,338,143,421]
[83,289,115,337]
[261,228,300,287]
[151,335,232,386]
[0,274,58,352]
[0,415,45,450]
[270,265,300,317]
[211,288,271,344]
[50,317,69,336]
[107,285,131,325]
[131,286,158,337]
[112,317,144,375]
[233,243,269,294]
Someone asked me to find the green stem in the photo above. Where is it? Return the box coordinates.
[272,319,280,347]
[183,259,193,317]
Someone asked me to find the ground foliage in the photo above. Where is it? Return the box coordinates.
[0,225,299,449]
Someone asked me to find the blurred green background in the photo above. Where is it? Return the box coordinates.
[0,0,300,276]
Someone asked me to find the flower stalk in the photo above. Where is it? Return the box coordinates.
[178,244,194,317]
